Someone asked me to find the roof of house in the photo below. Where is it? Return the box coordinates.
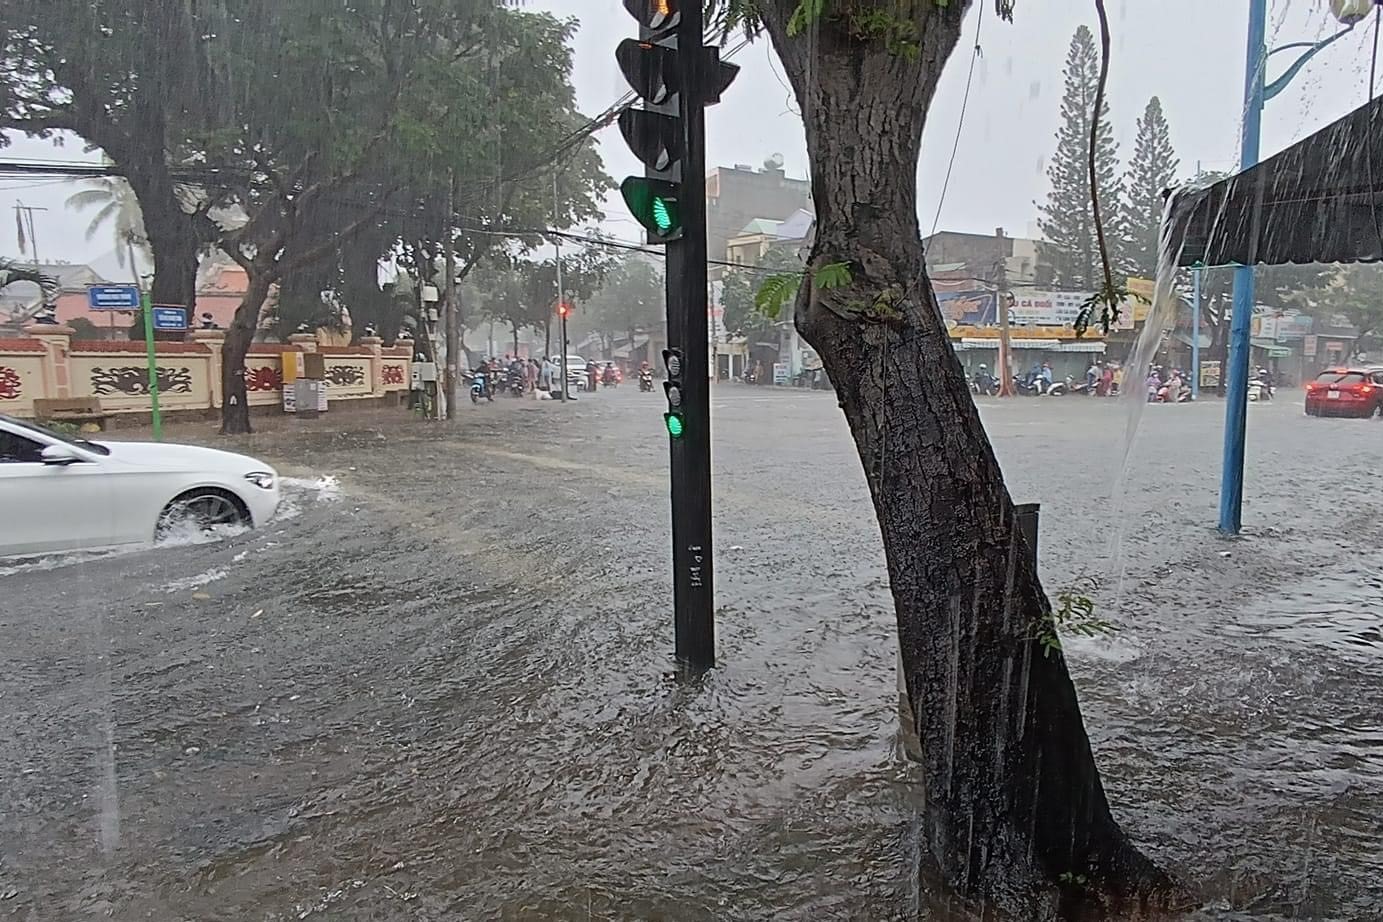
[775,208,815,241]
[736,218,783,237]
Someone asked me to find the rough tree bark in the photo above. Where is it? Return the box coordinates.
[220,269,274,435]
[755,2,1184,917]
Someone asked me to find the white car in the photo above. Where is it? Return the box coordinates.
[0,414,280,557]
[550,355,588,391]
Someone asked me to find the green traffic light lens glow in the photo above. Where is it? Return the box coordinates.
[665,412,685,438]
[652,197,675,232]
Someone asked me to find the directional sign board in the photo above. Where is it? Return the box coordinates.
[87,285,141,311]
[151,306,187,331]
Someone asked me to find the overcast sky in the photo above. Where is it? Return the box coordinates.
[3,0,1378,278]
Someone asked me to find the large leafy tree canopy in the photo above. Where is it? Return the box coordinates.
[581,256,664,345]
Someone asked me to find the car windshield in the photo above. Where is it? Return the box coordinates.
[1,414,111,455]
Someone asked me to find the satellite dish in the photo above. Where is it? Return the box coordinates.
[764,153,785,171]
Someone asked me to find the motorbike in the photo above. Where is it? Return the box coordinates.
[1013,376,1046,397]
[1248,379,1273,402]
[506,370,526,397]
[602,367,619,388]
[470,371,493,404]
[1155,382,1193,403]
[638,370,654,392]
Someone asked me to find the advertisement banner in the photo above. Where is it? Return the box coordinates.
[1008,289,1091,327]
[934,286,997,326]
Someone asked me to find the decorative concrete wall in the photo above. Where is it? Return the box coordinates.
[0,325,410,419]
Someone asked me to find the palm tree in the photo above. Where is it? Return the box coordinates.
[0,258,59,301]
[65,177,150,268]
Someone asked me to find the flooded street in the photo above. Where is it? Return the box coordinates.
[2,389,1380,921]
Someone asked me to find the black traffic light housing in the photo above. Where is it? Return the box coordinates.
[662,347,685,438]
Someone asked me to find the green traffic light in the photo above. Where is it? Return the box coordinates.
[664,412,685,438]
[652,197,675,233]
[620,176,682,242]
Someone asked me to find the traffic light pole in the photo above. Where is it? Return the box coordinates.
[666,1,714,671]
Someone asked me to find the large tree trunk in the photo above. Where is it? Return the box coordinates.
[758,4,1183,917]
[220,271,274,435]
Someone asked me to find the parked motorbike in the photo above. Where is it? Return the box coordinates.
[506,371,526,397]
[638,370,654,392]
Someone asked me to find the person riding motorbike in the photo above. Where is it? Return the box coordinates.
[972,364,995,396]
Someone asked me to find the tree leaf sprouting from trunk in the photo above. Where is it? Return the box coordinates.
[753,262,852,321]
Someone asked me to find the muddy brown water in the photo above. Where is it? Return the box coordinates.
[1,391,1379,920]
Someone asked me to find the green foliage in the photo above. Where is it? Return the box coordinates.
[581,256,664,344]
[1120,97,1180,279]
[1303,264,1383,340]
[1033,583,1117,660]
[786,0,827,36]
[748,258,852,325]
[1038,24,1126,290]
[814,261,853,290]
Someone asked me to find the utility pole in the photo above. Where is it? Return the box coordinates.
[1220,0,1266,536]
[615,0,738,671]
[444,169,460,420]
[994,230,1014,397]
[1219,0,1359,535]
[554,172,568,401]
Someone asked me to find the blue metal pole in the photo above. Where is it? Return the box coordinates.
[1219,0,1267,536]
[1192,267,1202,400]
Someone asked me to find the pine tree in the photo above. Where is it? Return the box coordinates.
[1121,96,1180,280]
[1038,25,1125,290]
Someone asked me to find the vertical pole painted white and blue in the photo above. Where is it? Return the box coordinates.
[1219,0,1267,536]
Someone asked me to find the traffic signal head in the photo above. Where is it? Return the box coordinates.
[621,177,682,242]
[616,39,678,105]
[623,0,679,31]
[557,301,572,318]
[662,348,685,438]
[618,109,682,173]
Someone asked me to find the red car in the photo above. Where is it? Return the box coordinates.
[1304,367,1383,418]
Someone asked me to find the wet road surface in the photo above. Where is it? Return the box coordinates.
[1,388,1380,920]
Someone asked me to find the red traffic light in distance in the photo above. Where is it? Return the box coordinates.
[557,301,573,318]
[623,0,679,31]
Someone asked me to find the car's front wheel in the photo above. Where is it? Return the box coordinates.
[156,488,250,539]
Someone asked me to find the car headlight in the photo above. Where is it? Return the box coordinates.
[244,471,276,490]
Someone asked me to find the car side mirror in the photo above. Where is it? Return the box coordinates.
[40,444,82,466]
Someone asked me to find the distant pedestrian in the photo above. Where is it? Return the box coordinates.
[540,356,555,392]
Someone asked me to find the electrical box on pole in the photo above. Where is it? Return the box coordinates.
[617,0,737,671]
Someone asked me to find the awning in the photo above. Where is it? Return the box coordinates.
[1168,96,1383,268]
[1251,338,1293,357]
[956,338,1106,353]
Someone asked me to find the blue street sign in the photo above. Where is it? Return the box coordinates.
[151,306,187,331]
[87,285,141,310]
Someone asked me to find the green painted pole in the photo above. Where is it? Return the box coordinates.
[140,290,163,440]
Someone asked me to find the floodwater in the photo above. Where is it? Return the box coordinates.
[1,389,1379,920]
